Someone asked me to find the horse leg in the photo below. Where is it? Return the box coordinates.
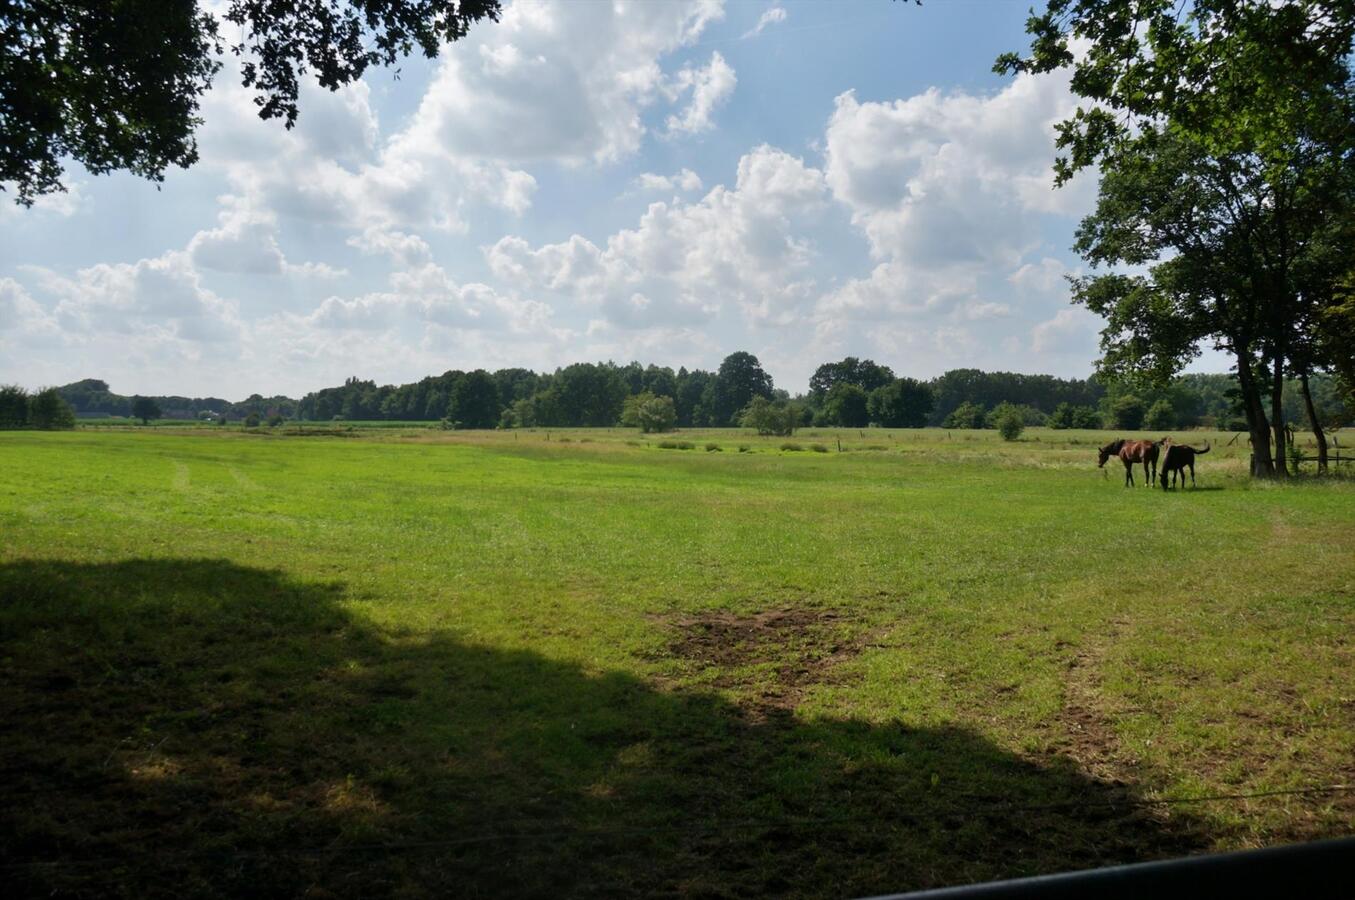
[1190,462,1195,487]
[1124,460,1133,487]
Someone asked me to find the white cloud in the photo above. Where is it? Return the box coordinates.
[0,182,86,222]
[1032,307,1100,355]
[487,145,826,327]
[633,169,705,194]
[664,52,737,135]
[743,6,787,39]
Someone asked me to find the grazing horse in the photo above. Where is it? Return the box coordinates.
[1097,438,1160,487]
[1159,441,1210,490]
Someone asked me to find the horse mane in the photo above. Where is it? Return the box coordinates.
[1101,439,1125,454]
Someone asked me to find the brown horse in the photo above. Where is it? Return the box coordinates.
[1159,441,1210,490]
[1097,438,1160,487]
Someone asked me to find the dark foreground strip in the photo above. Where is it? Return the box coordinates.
[865,835,1355,900]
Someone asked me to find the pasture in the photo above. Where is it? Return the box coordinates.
[2,427,1352,897]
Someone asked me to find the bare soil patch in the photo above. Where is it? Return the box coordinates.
[655,607,872,717]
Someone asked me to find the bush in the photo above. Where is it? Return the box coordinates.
[992,403,1025,441]
[1109,395,1146,430]
[740,396,802,436]
[737,444,751,453]
[942,400,987,429]
[1048,402,1102,429]
[267,414,285,427]
[28,388,76,430]
[810,443,829,453]
[704,442,721,452]
[657,440,694,450]
[1144,399,1175,431]
[244,412,261,427]
[780,442,803,452]
[0,385,30,428]
[621,392,677,433]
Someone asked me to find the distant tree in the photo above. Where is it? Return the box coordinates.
[1048,402,1102,430]
[267,414,285,427]
[132,396,162,425]
[1144,400,1175,432]
[942,401,987,429]
[822,383,870,428]
[550,363,628,427]
[621,392,677,434]
[809,357,895,399]
[27,388,75,430]
[867,378,933,428]
[739,396,799,437]
[1109,396,1146,431]
[712,352,774,426]
[0,385,29,428]
[992,403,1025,441]
[4,1,502,205]
[449,369,500,429]
[244,412,261,427]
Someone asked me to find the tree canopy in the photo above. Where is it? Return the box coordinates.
[1003,0,1355,476]
[2,1,501,204]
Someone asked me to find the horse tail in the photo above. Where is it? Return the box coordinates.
[1196,442,1210,455]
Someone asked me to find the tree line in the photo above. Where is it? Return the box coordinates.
[23,359,1346,434]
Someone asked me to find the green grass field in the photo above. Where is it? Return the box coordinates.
[2,427,1352,897]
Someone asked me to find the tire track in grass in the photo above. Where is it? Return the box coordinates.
[228,466,260,492]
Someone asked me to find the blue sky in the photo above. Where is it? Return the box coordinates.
[0,0,1188,399]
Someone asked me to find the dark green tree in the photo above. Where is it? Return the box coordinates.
[0,385,29,428]
[449,370,500,429]
[942,401,987,429]
[808,358,895,400]
[867,379,934,428]
[1144,400,1175,432]
[822,383,870,428]
[1108,396,1146,431]
[132,397,162,425]
[27,388,76,429]
[711,352,774,426]
[3,1,502,204]
[1001,0,1355,476]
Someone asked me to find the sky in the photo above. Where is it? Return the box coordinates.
[0,0,1199,400]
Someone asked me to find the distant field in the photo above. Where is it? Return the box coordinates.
[2,428,1352,897]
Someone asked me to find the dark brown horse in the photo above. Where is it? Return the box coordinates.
[1159,441,1210,490]
[1097,438,1160,487]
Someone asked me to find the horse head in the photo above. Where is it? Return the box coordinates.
[1096,439,1124,468]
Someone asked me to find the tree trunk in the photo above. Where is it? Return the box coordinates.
[1299,371,1329,474]
[1270,355,1289,478]
[1235,352,1274,477]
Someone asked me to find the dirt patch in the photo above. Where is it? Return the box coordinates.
[1056,626,1138,784]
[654,607,872,718]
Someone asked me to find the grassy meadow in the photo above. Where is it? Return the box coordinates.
[2,425,1352,897]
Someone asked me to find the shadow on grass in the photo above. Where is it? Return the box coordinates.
[1,559,1208,898]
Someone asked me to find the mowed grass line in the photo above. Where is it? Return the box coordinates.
[1,429,1352,897]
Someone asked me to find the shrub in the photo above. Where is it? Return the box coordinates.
[1109,395,1146,430]
[1145,399,1176,431]
[705,442,721,452]
[244,412,261,428]
[780,442,803,451]
[993,403,1025,441]
[810,443,829,453]
[27,388,75,430]
[942,400,987,429]
[621,392,677,433]
[0,385,30,428]
[740,396,802,436]
[737,444,751,453]
[267,414,285,427]
[658,440,694,450]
